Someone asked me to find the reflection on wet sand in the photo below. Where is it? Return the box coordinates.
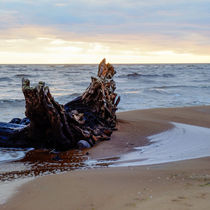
[0,149,89,182]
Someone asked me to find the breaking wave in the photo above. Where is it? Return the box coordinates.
[118,72,175,79]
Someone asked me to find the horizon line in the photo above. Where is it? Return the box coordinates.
[0,62,210,65]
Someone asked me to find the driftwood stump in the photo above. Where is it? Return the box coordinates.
[0,59,120,151]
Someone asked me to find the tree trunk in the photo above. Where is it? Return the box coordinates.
[0,59,120,151]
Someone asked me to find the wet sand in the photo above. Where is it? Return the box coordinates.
[89,105,210,159]
[2,105,210,210]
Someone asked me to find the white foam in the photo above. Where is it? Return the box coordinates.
[0,177,33,205]
[112,122,210,167]
[0,148,33,162]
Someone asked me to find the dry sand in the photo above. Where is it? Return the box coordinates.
[2,106,210,210]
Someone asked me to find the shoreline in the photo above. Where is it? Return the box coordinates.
[3,157,210,210]
[1,105,210,209]
[89,105,210,159]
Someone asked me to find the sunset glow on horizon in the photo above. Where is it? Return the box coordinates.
[0,0,210,64]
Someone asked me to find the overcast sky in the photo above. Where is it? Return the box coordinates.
[0,0,210,63]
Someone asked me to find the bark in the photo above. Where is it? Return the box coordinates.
[0,59,120,151]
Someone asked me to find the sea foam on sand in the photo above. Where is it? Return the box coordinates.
[112,122,210,167]
[0,178,33,205]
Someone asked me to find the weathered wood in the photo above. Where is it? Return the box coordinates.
[0,59,120,151]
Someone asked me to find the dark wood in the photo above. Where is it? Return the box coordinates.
[0,59,120,151]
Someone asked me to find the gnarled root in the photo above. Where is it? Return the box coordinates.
[21,59,120,150]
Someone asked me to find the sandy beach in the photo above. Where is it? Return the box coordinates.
[1,0,210,208]
[2,105,210,210]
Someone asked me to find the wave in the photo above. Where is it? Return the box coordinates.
[15,74,33,78]
[69,93,82,97]
[162,73,175,78]
[0,99,25,105]
[0,93,82,106]
[153,85,188,89]
[55,93,82,103]
[118,72,175,79]
[146,88,169,95]
[153,85,210,89]
[0,77,13,82]
[63,72,80,77]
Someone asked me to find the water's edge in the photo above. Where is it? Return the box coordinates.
[1,122,210,205]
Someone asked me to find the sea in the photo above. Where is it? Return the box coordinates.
[0,63,210,163]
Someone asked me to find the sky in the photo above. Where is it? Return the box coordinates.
[0,0,210,64]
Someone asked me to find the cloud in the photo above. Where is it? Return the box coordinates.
[0,0,210,62]
[2,1,210,31]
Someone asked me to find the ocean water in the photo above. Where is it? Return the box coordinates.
[0,63,210,162]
